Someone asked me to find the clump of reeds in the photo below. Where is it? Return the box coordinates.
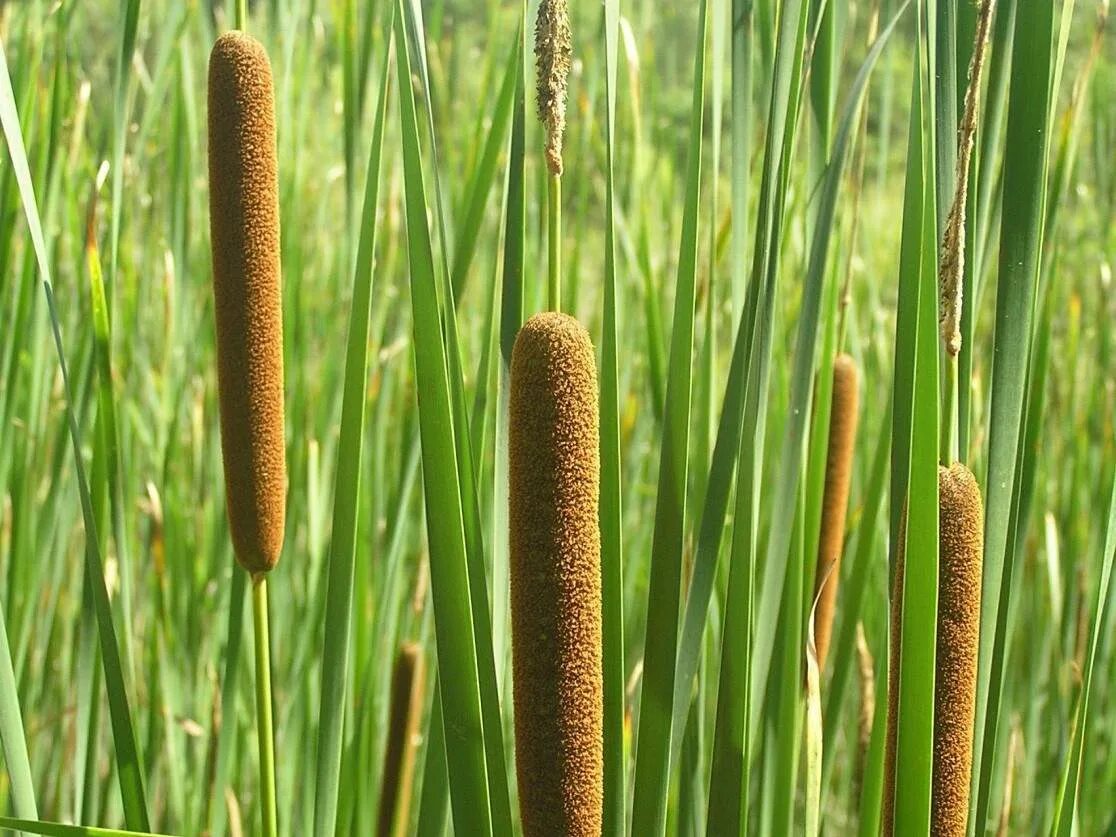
[377,642,426,837]
[811,352,860,672]
[509,312,602,837]
[931,463,983,836]
[208,30,286,575]
[881,463,984,836]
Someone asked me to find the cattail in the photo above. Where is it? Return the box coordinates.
[932,463,983,836]
[881,464,983,836]
[811,353,860,673]
[208,31,286,574]
[854,622,875,803]
[509,312,602,837]
[377,642,426,837]
[535,0,572,175]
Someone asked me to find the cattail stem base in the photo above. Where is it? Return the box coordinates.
[251,575,278,837]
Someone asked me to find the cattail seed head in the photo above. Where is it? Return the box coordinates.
[932,462,983,836]
[881,464,984,836]
[208,31,286,574]
[377,642,426,837]
[812,353,860,673]
[509,312,602,837]
[535,0,572,176]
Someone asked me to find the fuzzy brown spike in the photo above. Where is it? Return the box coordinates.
[208,31,286,574]
[811,353,860,673]
[881,464,984,836]
[509,312,602,837]
[932,463,983,836]
[377,642,426,837]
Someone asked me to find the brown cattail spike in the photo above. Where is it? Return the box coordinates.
[881,464,984,836]
[377,642,426,837]
[510,312,602,837]
[208,31,286,574]
[811,353,860,673]
[535,0,572,176]
[932,462,983,836]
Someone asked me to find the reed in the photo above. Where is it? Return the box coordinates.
[811,352,860,673]
[377,643,426,837]
[509,312,602,837]
[208,30,286,576]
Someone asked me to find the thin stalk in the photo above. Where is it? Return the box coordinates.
[941,353,958,464]
[237,0,248,29]
[547,172,561,311]
[252,574,278,837]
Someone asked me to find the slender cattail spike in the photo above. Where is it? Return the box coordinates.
[510,312,602,837]
[882,465,984,837]
[811,353,860,673]
[377,643,426,837]
[535,0,572,176]
[932,463,983,836]
[208,31,286,574]
[854,622,875,802]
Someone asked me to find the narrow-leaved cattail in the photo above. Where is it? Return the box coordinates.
[881,463,984,837]
[208,31,286,574]
[931,462,983,836]
[509,312,602,837]
[377,642,426,837]
[811,352,860,673]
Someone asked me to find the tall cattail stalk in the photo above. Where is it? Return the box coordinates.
[377,643,427,837]
[208,29,284,837]
[882,464,983,836]
[509,312,602,836]
[535,0,571,311]
[811,352,860,673]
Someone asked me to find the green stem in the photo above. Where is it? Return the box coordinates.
[547,172,561,312]
[251,574,278,837]
[236,0,248,30]
[940,352,958,464]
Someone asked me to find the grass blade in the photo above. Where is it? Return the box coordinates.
[0,33,150,832]
[629,2,707,831]
[600,0,625,833]
[312,21,393,837]
[969,2,1056,829]
[393,5,492,832]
